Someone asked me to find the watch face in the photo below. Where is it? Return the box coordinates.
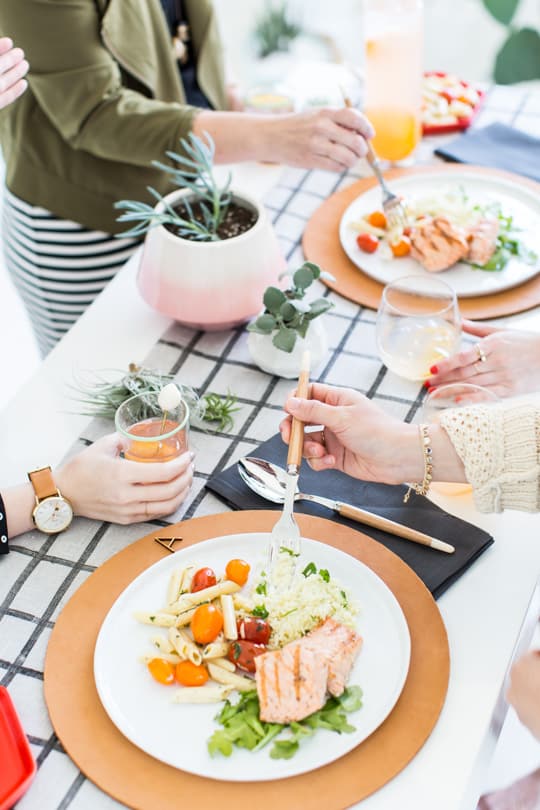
[33,496,73,534]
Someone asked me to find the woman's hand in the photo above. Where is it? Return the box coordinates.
[55,434,194,524]
[279,383,423,484]
[425,321,540,398]
[0,37,28,110]
[506,650,540,740]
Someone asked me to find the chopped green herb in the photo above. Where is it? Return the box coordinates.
[149,616,156,622]
[281,608,298,618]
[231,642,242,661]
[279,546,300,557]
[252,605,269,619]
[255,581,267,595]
[302,562,317,577]
[318,568,330,583]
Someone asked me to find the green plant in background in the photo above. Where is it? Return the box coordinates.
[254,1,301,58]
[482,0,540,83]
[247,262,334,353]
[115,132,231,241]
[70,364,239,432]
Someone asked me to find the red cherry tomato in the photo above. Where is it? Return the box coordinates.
[367,210,387,229]
[225,558,250,586]
[175,660,209,687]
[147,658,175,685]
[227,640,267,673]
[356,233,379,254]
[191,603,224,644]
[237,617,271,645]
[191,567,217,592]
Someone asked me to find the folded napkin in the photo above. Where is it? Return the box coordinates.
[206,433,494,600]
[435,123,540,183]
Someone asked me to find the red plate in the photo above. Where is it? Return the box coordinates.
[422,71,485,135]
[0,687,36,810]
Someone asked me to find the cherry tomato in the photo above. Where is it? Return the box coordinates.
[237,617,271,645]
[403,226,412,237]
[191,603,224,644]
[175,660,209,687]
[191,567,217,593]
[356,233,379,254]
[227,640,267,673]
[147,658,175,686]
[225,558,250,586]
[390,236,412,258]
[367,210,387,229]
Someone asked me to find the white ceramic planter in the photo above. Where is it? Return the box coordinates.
[247,316,328,378]
[137,189,285,331]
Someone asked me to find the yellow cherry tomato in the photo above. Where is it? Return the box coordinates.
[390,236,412,257]
[225,558,251,586]
[367,210,387,229]
[175,660,209,687]
[191,603,224,644]
[147,657,175,686]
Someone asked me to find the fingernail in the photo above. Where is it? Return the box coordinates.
[423,379,432,389]
[188,451,195,461]
[430,365,439,374]
[322,455,334,466]
[428,386,437,394]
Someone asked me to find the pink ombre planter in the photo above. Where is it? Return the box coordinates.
[137,189,285,331]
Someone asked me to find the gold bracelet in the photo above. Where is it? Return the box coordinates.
[403,424,433,503]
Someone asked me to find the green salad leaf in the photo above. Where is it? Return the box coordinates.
[472,207,538,272]
[207,686,363,759]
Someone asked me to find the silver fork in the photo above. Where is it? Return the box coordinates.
[364,141,407,230]
[267,351,310,570]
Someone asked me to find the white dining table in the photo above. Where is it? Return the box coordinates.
[2,83,540,810]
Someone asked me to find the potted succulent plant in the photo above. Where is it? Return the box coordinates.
[247,261,334,378]
[115,133,285,331]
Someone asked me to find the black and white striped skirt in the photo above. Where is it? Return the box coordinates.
[3,188,139,356]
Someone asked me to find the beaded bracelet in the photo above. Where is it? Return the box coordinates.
[403,424,433,503]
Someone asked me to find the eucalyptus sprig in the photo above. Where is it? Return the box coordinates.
[202,391,241,432]
[247,262,334,353]
[115,132,232,242]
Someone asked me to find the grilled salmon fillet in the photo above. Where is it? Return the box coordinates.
[466,217,499,266]
[409,215,469,272]
[255,643,327,723]
[255,618,363,722]
[302,617,363,697]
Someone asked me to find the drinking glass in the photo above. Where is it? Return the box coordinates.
[421,383,500,495]
[363,0,423,163]
[115,392,189,463]
[376,275,461,381]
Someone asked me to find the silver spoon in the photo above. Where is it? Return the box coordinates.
[238,457,454,554]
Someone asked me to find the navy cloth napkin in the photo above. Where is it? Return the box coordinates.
[435,123,540,183]
[205,433,494,600]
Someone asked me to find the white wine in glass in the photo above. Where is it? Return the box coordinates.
[376,275,461,381]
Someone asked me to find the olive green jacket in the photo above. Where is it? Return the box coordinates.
[0,0,227,233]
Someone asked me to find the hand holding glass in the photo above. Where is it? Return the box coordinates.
[376,275,461,381]
[115,392,189,463]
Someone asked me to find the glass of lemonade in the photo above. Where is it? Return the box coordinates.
[376,275,461,381]
[421,383,500,495]
[363,0,423,163]
[115,392,189,463]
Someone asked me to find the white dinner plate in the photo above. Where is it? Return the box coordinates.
[339,169,540,297]
[94,532,411,782]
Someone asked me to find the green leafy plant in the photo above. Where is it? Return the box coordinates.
[69,364,238,432]
[481,0,540,83]
[247,262,334,353]
[253,1,301,58]
[115,132,232,241]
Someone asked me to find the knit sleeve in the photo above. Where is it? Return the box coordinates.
[439,399,540,513]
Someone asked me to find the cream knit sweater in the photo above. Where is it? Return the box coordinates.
[439,398,540,513]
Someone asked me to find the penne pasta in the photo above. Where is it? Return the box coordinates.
[209,657,235,672]
[172,685,233,704]
[174,607,197,627]
[133,611,177,628]
[178,563,195,595]
[169,627,202,665]
[232,595,253,612]
[207,662,254,691]
[151,635,174,654]
[168,580,240,613]
[220,594,237,641]
[140,653,181,665]
[166,569,183,606]
[202,641,230,660]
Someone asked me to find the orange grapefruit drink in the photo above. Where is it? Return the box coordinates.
[115,393,189,463]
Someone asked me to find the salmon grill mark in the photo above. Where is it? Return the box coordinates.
[274,658,281,701]
[294,644,302,701]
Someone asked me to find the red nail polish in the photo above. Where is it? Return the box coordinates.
[430,365,439,374]
[423,379,432,388]
[428,386,437,394]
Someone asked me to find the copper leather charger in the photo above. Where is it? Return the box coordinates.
[44,511,449,810]
[303,164,540,320]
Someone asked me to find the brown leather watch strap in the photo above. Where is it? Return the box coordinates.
[28,467,59,501]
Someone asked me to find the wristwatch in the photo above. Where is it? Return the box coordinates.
[28,466,73,534]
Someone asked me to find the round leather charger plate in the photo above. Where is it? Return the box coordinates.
[44,511,449,810]
[303,164,540,319]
